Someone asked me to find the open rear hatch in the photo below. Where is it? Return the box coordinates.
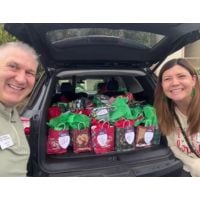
[4,23,200,73]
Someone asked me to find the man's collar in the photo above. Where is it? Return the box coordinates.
[0,102,18,122]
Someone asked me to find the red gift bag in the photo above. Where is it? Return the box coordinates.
[91,121,114,154]
[47,123,70,154]
[48,106,62,121]
[71,123,92,153]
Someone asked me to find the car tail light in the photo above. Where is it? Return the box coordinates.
[21,117,31,136]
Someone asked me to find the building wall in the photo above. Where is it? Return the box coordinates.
[185,40,200,70]
[155,40,200,76]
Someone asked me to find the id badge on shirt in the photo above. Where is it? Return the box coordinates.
[0,134,14,150]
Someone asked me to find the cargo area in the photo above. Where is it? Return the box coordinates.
[25,69,182,176]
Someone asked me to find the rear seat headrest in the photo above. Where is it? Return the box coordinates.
[107,79,119,91]
[60,82,74,93]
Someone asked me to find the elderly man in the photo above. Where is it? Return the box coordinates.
[0,41,38,176]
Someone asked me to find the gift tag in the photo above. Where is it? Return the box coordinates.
[97,130,108,147]
[0,134,14,150]
[196,132,200,143]
[58,133,70,149]
[125,128,135,144]
[144,131,154,144]
[96,108,108,116]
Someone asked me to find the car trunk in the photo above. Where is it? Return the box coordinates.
[27,67,183,177]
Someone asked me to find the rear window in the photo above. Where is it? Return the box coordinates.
[46,28,164,48]
[58,78,104,95]
[58,77,126,96]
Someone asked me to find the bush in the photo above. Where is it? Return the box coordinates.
[0,24,16,44]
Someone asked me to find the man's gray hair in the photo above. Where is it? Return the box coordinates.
[0,41,39,65]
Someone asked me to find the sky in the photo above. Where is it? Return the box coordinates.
[1,0,200,23]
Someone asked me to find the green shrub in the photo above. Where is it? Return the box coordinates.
[0,24,16,44]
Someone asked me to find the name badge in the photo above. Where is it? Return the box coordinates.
[0,134,14,150]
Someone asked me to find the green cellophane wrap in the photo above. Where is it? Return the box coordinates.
[130,105,144,127]
[47,112,91,130]
[142,105,158,127]
[110,97,134,122]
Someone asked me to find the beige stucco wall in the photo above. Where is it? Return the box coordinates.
[155,49,184,75]
[185,40,200,57]
[184,40,200,69]
[155,40,200,76]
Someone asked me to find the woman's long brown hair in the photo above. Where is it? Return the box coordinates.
[154,58,200,135]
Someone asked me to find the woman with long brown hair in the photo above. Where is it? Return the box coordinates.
[154,58,200,176]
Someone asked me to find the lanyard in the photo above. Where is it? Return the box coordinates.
[174,111,200,158]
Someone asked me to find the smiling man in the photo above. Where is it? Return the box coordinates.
[0,41,38,176]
